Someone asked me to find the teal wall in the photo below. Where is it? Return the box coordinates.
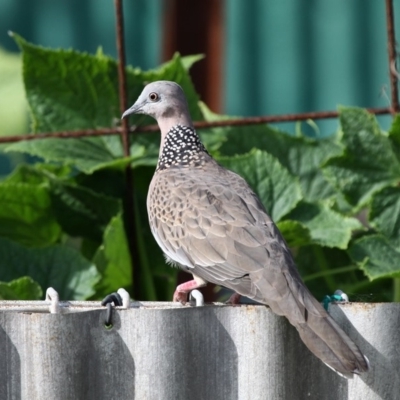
[0,0,162,69]
[224,0,399,135]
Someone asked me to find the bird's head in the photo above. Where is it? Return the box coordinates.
[122,81,193,134]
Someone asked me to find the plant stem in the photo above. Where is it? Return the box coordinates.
[303,265,359,282]
[393,278,400,302]
[311,246,336,292]
[344,279,375,295]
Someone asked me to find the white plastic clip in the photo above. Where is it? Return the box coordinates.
[189,290,204,307]
[117,288,131,309]
[46,287,60,314]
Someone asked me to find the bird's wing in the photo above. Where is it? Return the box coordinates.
[150,166,323,321]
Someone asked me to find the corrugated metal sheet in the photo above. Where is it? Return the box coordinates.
[0,302,397,399]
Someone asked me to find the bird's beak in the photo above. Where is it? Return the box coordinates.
[121,102,143,119]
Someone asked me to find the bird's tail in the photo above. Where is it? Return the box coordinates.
[256,270,370,377]
[294,305,370,377]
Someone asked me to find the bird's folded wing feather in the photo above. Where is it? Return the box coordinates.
[150,167,325,322]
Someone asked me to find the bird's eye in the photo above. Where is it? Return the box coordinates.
[149,92,159,102]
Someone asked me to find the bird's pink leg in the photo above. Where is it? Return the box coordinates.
[226,292,242,305]
[173,276,206,304]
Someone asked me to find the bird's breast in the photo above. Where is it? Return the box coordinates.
[147,169,201,229]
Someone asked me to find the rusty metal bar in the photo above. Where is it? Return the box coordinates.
[114,0,141,300]
[134,106,391,133]
[0,128,121,144]
[115,0,130,155]
[385,0,399,114]
[0,106,393,144]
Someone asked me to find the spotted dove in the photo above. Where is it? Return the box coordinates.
[122,81,369,377]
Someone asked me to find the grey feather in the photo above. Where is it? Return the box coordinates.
[122,80,369,378]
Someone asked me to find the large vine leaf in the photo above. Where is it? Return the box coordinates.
[369,186,400,248]
[349,234,400,280]
[12,33,119,132]
[0,182,61,247]
[323,107,400,207]
[286,201,362,249]
[0,237,100,299]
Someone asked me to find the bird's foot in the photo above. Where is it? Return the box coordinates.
[173,290,189,304]
[173,279,206,304]
[225,292,242,306]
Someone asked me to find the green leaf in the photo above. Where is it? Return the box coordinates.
[3,164,121,243]
[349,234,400,280]
[218,149,302,221]
[0,237,100,299]
[12,32,120,132]
[6,163,72,184]
[0,276,42,300]
[276,220,311,247]
[323,107,400,207]
[50,182,121,243]
[93,214,132,298]
[199,101,231,121]
[0,182,61,247]
[180,54,205,71]
[5,137,134,174]
[5,163,50,185]
[369,186,400,248]
[287,202,362,249]
[0,283,18,300]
